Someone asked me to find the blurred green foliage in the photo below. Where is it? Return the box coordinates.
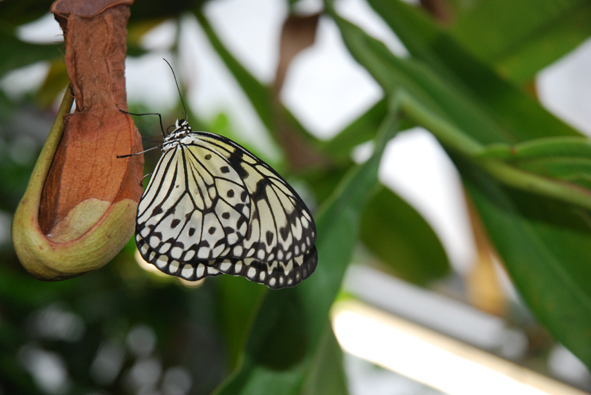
[1,0,591,394]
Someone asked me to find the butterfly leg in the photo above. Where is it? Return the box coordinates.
[118,108,166,139]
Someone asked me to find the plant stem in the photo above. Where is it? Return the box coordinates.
[397,90,591,210]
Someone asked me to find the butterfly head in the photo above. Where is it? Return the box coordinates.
[163,119,192,148]
[175,118,190,130]
[169,119,191,136]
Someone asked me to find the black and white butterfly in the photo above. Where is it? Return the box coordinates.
[132,118,317,289]
[123,61,317,289]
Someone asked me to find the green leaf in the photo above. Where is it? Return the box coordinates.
[321,99,388,161]
[216,276,267,371]
[306,164,352,206]
[450,0,591,82]
[213,108,400,395]
[355,0,582,142]
[327,15,506,146]
[328,0,591,369]
[459,157,591,368]
[360,185,450,285]
[328,1,591,210]
[300,326,349,395]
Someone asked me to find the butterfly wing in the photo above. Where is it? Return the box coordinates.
[135,139,251,268]
[196,133,317,288]
[198,133,316,259]
[209,246,318,289]
[136,131,317,289]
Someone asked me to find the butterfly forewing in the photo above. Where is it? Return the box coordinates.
[135,123,317,289]
[136,139,251,262]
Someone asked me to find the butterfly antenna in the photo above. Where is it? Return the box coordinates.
[163,58,188,122]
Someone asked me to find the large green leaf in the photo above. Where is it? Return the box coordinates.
[213,109,400,395]
[326,1,591,209]
[449,0,591,82]
[327,0,591,370]
[216,275,267,371]
[360,185,450,285]
[300,325,349,395]
[459,158,591,367]
[365,0,582,143]
[327,16,513,146]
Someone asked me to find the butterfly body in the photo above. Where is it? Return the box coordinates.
[135,119,317,289]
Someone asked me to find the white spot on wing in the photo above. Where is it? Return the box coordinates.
[155,255,168,268]
[301,216,309,229]
[159,243,172,254]
[182,264,194,279]
[198,247,210,259]
[184,250,195,261]
[196,264,205,277]
[149,236,160,247]
[284,260,293,275]
[171,247,183,259]
[220,260,232,272]
[227,233,238,245]
[207,267,219,275]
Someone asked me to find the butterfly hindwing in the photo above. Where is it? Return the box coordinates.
[211,245,318,289]
[198,133,317,263]
[135,121,317,289]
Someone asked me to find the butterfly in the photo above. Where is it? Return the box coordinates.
[131,117,317,289]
